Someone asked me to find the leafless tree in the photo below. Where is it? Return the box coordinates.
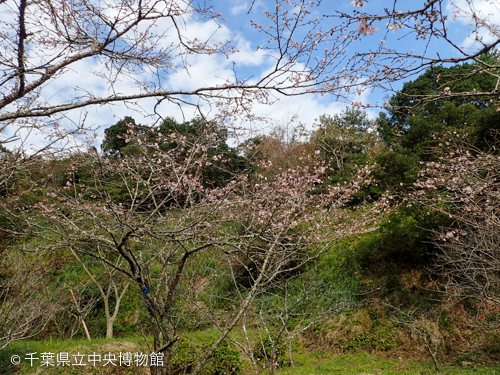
[69,246,131,339]
[52,280,101,341]
[235,278,353,375]
[388,302,444,372]
[0,250,65,350]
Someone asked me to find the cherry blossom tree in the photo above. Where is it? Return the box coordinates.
[2,122,379,373]
[210,151,376,374]
[3,0,498,131]
[414,135,500,325]
[0,0,376,198]
[2,0,500,364]
[1,0,499,165]
[0,0,352,132]
[330,0,500,109]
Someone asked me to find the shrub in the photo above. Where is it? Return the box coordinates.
[202,340,241,375]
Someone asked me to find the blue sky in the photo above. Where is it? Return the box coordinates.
[2,0,499,150]
[145,0,499,128]
[205,0,499,115]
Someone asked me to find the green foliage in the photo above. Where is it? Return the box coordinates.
[353,205,450,269]
[84,287,142,339]
[101,116,144,156]
[373,150,420,191]
[386,54,500,128]
[312,107,378,175]
[309,107,384,203]
[172,339,197,374]
[203,340,241,375]
[312,243,365,306]
[276,350,500,374]
[374,54,500,194]
[171,338,241,375]
[334,326,397,353]
[310,205,451,307]
[208,273,239,310]
[101,116,251,190]
[385,60,499,139]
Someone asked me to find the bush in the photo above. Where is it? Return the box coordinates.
[354,205,450,269]
[202,340,241,375]
[171,339,241,375]
[172,339,197,374]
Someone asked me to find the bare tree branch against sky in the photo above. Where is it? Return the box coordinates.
[0,0,499,152]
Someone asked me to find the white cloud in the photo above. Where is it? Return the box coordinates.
[167,54,235,91]
[2,0,383,154]
[229,0,267,16]
[232,38,268,67]
[231,1,251,16]
[447,0,500,48]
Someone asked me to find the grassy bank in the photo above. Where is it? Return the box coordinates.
[2,336,499,375]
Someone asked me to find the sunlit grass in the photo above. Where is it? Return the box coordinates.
[1,334,499,375]
[278,350,500,375]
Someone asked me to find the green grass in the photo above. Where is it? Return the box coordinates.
[276,350,500,375]
[0,336,150,375]
[1,335,499,375]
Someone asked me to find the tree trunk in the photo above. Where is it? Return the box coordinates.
[106,318,113,339]
[70,288,91,341]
